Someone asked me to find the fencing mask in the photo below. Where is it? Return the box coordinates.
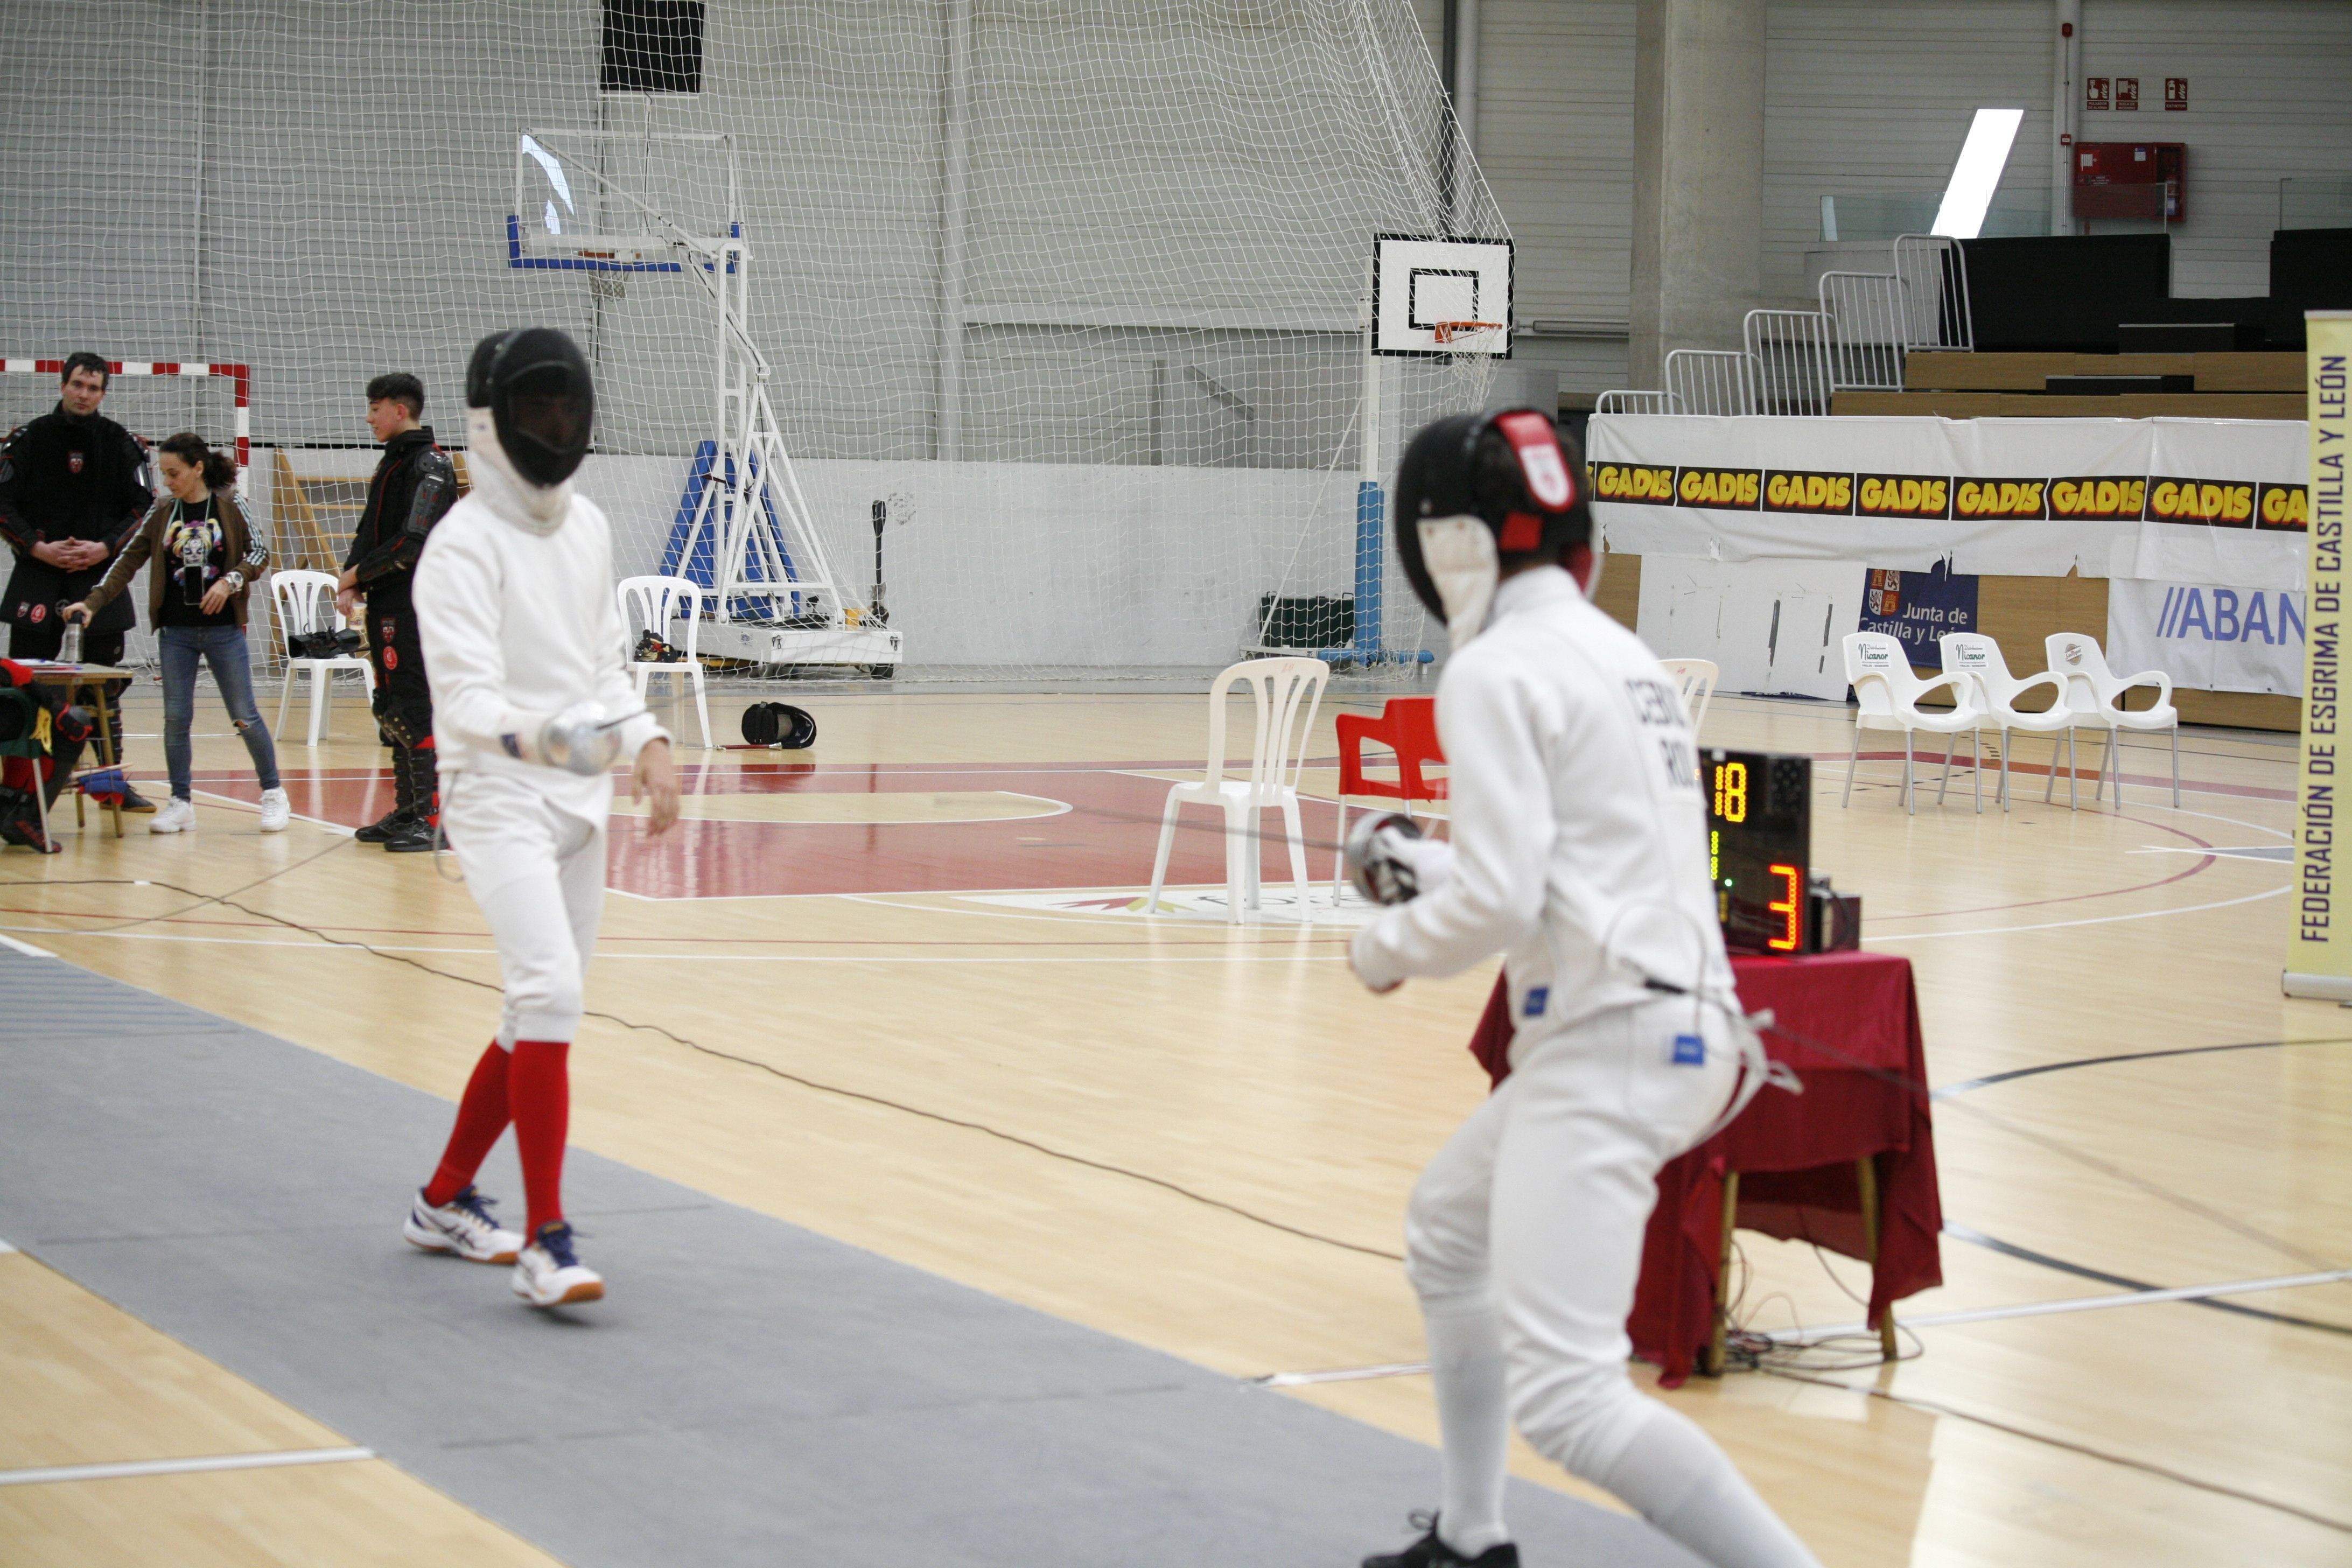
[741,701,818,750]
[1392,409,1593,647]
[465,326,595,491]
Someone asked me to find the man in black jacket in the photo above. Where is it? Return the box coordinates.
[340,372,456,852]
[0,352,157,812]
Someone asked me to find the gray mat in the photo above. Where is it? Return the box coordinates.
[0,950,1694,1566]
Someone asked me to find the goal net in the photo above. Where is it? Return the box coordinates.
[1,1,1508,683]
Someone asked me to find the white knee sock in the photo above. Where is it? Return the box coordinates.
[1422,1293,1512,1556]
[1591,1402,1822,1568]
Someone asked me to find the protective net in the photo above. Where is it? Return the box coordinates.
[1,1,1506,682]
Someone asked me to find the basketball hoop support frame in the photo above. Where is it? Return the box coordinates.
[508,130,900,673]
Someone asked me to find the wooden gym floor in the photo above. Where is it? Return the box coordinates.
[1,676,2347,1567]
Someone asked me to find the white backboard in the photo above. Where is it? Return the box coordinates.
[1373,234,1514,358]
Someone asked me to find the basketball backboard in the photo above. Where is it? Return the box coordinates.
[510,128,738,271]
[1372,234,1514,358]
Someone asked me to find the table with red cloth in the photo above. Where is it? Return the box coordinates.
[1467,949,1942,1386]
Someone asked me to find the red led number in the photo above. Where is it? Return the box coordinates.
[1767,863,1801,952]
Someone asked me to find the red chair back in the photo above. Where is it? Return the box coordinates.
[1335,696,1446,804]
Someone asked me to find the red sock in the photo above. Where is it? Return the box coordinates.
[423,1042,510,1207]
[509,1039,572,1238]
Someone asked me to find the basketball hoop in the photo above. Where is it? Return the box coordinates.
[1431,320,1504,348]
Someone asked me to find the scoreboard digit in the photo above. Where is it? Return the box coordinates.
[1704,750,1813,953]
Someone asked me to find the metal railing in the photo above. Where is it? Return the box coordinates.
[1892,233,1973,351]
[1817,271,1907,391]
[1662,349,1760,416]
[1594,388,1686,415]
[1741,309,1835,416]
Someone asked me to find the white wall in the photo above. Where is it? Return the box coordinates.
[2081,0,2352,296]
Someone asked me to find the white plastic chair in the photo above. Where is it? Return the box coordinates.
[270,569,374,748]
[618,575,711,749]
[2047,632,2181,808]
[1938,633,2082,811]
[1841,632,1992,814]
[1658,657,1719,732]
[1146,657,1329,923]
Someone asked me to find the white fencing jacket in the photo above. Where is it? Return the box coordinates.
[412,456,667,819]
[1350,565,1732,1042]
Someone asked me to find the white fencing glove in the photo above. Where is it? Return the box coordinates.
[1346,811,1445,906]
[499,701,640,775]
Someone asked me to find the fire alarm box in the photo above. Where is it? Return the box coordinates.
[2074,141,2186,221]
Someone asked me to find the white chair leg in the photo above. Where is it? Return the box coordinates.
[1998,729,2011,811]
[1242,803,1264,914]
[2095,733,2111,803]
[1903,731,1915,815]
[633,666,651,701]
[1225,803,1252,923]
[2068,730,2079,810]
[1280,794,1311,916]
[1936,733,1955,806]
[307,664,327,747]
[2170,725,2180,808]
[1145,791,1183,914]
[2045,729,2060,804]
[1843,722,1861,807]
[691,668,712,750]
[1332,798,1349,902]
[1971,729,1982,813]
[275,662,293,735]
[359,660,375,698]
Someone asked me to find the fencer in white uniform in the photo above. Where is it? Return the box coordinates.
[1348,411,1821,1568]
[400,326,680,1310]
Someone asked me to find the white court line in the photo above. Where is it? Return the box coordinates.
[1249,1266,2352,1388]
[191,788,355,836]
[0,1236,16,1255]
[0,932,55,958]
[0,1446,375,1488]
[1867,884,2285,942]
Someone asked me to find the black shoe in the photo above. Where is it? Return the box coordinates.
[353,807,412,845]
[1363,1513,1517,1568]
[381,816,439,853]
[116,783,157,814]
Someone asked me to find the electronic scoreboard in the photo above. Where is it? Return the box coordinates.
[1703,750,1856,954]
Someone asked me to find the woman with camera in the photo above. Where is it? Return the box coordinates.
[67,431,288,834]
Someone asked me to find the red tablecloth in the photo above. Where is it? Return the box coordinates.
[1468,950,1942,1385]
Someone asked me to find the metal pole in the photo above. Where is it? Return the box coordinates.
[1355,256,1383,664]
[936,0,974,460]
[2050,0,2081,235]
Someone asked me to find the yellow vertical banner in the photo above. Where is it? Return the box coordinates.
[2287,312,2352,999]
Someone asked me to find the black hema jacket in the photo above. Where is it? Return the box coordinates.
[0,406,153,635]
[344,425,457,613]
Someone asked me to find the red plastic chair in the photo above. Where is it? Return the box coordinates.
[1332,696,1446,899]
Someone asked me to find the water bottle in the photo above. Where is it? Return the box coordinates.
[58,614,82,665]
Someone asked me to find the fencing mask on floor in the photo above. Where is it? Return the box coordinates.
[1392,408,1593,647]
[465,326,595,491]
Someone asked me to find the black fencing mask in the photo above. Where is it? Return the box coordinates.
[466,327,594,488]
[1392,409,1592,646]
[741,702,818,750]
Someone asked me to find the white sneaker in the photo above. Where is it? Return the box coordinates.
[403,1186,524,1264]
[512,1222,604,1308]
[256,788,291,833]
[148,797,197,834]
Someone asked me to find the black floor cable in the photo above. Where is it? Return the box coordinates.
[1,855,1404,1265]
[10,815,2350,1532]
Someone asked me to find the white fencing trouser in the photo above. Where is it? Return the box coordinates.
[442,772,608,1046]
[1406,998,1823,1568]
